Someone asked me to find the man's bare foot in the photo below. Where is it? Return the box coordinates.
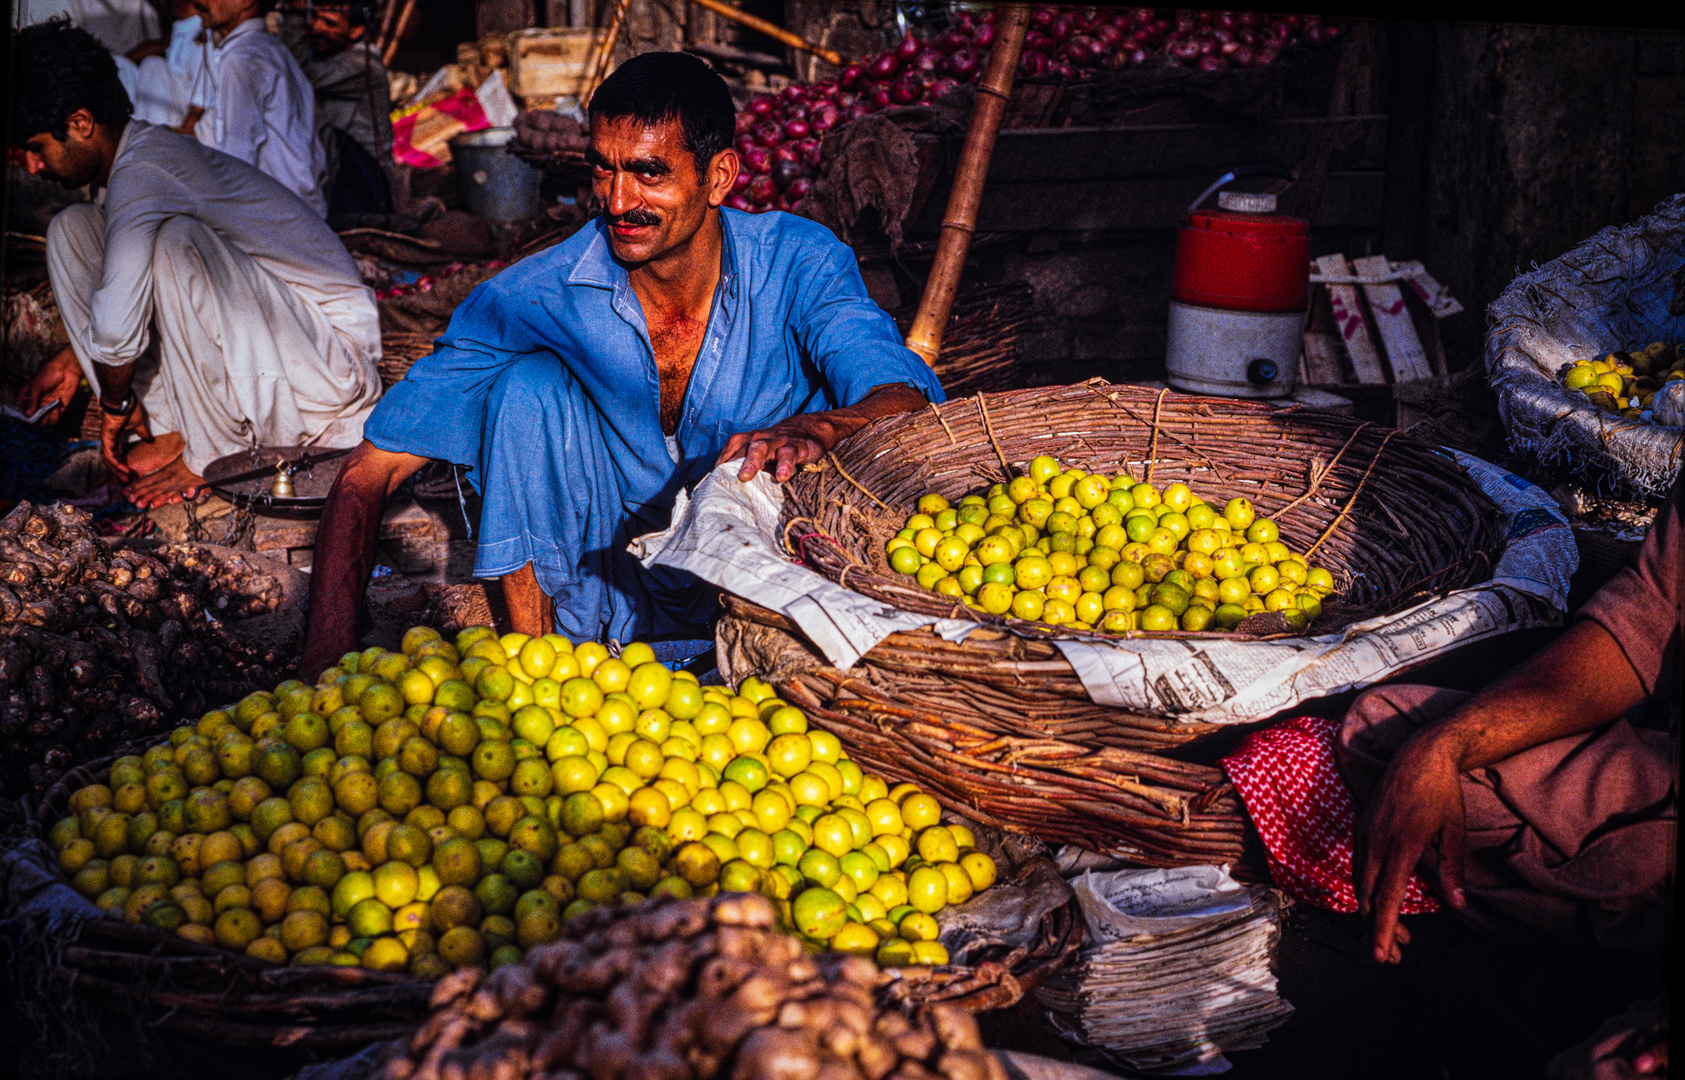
[123,431,185,478]
[125,455,205,508]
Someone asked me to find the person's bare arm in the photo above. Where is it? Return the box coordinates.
[502,563,554,639]
[716,382,928,483]
[299,442,428,680]
[1356,618,1646,963]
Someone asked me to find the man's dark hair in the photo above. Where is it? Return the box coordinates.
[11,18,133,146]
[588,52,735,174]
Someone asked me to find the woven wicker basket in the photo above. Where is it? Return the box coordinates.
[12,761,1080,1075]
[717,380,1506,864]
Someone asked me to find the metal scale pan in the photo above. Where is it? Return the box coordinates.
[201,444,355,515]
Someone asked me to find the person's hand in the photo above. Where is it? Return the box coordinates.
[718,413,841,483]
[1354,734,1467,963]
[16,347,82,426]
[100,398,155,482]
[174,105,205,137]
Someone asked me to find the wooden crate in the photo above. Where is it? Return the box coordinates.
[506,27,610,102]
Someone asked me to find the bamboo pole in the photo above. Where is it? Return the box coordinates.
[582,0,633,104]
[380,0,420,67]
[686,0,843,67]
[374,0,401,53]
[903,3,1029,367]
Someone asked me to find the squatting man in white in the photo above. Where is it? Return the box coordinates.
[12,18,383,509]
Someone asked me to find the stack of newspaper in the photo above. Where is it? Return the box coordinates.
[1035,866,1293,1073]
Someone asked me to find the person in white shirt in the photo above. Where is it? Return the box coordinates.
[113,0,216,137]
[12,19,383,508]
[15,0,159,55]
[194,0,327,215]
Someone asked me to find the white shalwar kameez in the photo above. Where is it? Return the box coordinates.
[45,120,383,475]
[116,15,216,134]
[209,18,327,215]
[16,0,159,54]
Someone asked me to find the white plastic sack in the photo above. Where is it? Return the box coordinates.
[1485,193,1685,497]
[636,451,1574,725]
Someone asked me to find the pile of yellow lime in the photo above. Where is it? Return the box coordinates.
[1559,343,1684,422]
[885,455,1337,633]
[46,625,997,976]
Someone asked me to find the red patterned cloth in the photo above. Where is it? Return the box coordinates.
[1220,715,1440,914]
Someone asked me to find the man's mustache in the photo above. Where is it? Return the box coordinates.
[608,209,660,228]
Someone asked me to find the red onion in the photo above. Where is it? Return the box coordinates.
[751,119,783,147]
[809,104,839,132]
[734,111,755,137]
[928,76,961,99]
[1054,60,1078,79]
[773,197,791,212]
[954,12,974,32]
[1060,36,1098,66]
[973,22,995,48]
[868,51,900,80]
[747,175,778,204]
[780,84,807,104]
[1019,51,1051,76]
[748,96,776,117]
[1228,44,1255,66]
[772,144,801,165]
[1024,31,1053,54]
[834,92,856,108]
[913,50,943,75]
[734,134,755,157]
[933,29,968,54]
[727,194,752,212]
[889,73,922,104]
[1167,37,1200,63]
[1197,54,1228,71]
[1093,23,1123,48]
[839,63,865,90]
[783,119,810,140]
[1050,12,1075,42]
[845,102,870,122]
[1028,7,1052,31]
[789,197,806,215]
[895,34,922,62]
[771,158,806,189]
[731,170,751,193]
[946,47,982,79]
[793,136,820,158]
[742,145,772,174]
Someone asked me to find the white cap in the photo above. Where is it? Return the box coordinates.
[1217,191,1278,214]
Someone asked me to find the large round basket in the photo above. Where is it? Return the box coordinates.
[719,380,1506,865]
[9,762,1081,1077]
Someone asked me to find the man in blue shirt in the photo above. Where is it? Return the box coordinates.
[300,52,943,675]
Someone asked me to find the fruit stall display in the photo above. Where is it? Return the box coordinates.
[1557,343,1685,427]
[884,456,1339,635]
[728,7,1343,214]
[719,381,1506,863]
[12,624,1078,1067]
[0,500,292,802]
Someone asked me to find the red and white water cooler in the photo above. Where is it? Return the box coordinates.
[1165,175,1309,398]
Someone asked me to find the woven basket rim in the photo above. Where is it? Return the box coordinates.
[781,379,1506,647]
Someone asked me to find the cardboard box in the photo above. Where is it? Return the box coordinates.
[506,27,612,102]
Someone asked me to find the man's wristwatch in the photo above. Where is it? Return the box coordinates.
[99,391,137,417]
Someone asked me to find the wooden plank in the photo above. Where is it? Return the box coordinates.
[1300,284,1346,385]
[1353,255,1433,382]
[1315,254,1387,384]
[917,171,1387,233]
[973,116,1389,182]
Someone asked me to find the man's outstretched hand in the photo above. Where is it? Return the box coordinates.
[718,382,929,483]
[1354,733,1467,964]
[15,346,82,426]
[719,412,841,483]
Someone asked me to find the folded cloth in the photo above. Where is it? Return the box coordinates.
[1220,715,1440,915]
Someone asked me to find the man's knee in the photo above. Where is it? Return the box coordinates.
[150,215,212,274]
[45,203,106,277]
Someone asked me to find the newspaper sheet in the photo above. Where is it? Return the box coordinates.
[636,451,1575,724]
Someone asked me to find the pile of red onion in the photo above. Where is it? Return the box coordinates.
[727,7,1340,214]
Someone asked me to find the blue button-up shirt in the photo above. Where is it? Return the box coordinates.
[365,208,945,641]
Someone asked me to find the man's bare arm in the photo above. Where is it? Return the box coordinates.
[299,442,428,680]
[717,382,929,482]
[1356,618,1646,963]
